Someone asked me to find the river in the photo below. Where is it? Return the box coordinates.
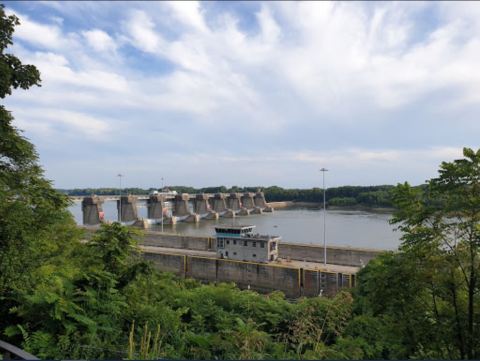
[69,201,401,250]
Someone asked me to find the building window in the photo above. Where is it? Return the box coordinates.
[217,239,224,248]
[233,240,237,245]
[244,240,248,246]
[252,241,256,247]
[233,252,237,255]
[225,251,229,257]
[260,242,264,248]
[226,240,230,245]
[253,254,256,257]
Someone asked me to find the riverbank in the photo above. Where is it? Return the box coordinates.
[267,201,294,208]
[271,201,394,213]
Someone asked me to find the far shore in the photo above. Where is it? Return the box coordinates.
[269,201,394,213]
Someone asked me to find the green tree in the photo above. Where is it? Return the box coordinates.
[393,148,480,359]
[0,3,80,339]
[354,252,444,358]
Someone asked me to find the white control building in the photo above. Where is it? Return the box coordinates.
[215,225,280,262]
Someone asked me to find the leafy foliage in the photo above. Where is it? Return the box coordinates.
[0,3,79,341]
[354,148,480,359]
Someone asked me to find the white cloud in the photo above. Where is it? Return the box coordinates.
[125,10,163,53]
[83,29,117,53]
[290,147,464,165]
[14,107,111,140]
[166,1,207,32]
[5,1,480,187]
[8,9,65,49]
[26,51,129,92]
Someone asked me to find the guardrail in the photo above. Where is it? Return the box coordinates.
[0,340,39,360]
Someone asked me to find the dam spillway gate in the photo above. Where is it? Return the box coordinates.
[77,191,274,226]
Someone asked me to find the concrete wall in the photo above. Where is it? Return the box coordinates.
[141,232,213,251]
[138,232,381,267]
[143,252,184,275]
[142,251,352,298]
[186,256,217,282]
[301,269,353,297]
[217,259,301,298]
[82,196,104,225]
[279,243,381,267]
[117,196,138,222]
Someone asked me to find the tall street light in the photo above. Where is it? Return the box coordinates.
[161,177,164,233]
[117,173,123,223]
[320,168,328,266]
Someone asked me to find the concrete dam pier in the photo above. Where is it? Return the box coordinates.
[80,191,273,226]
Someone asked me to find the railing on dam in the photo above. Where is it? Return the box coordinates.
[0,340,39,360]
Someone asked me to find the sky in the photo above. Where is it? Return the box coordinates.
[3,1,480,189]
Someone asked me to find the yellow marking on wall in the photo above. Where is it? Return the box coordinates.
[215,256,300,270]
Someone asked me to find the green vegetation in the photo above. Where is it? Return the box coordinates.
[263,185,396,208]
[1,7,479,359]
[60,187,158,196]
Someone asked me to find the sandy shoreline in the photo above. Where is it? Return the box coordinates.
[268,201,394,213]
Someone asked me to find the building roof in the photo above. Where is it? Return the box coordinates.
[215,224,255,230]
[214,225,280,241]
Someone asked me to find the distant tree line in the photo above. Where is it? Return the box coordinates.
[58,187,157,196]
[60,185,405,208]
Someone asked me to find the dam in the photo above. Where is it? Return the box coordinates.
[77,191,274,226]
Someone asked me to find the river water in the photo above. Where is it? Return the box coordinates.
[69,201,401,250]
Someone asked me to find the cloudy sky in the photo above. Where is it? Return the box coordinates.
[4,1,479,189]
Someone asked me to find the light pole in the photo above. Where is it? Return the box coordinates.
[161,178,164,233]
[320,168,328,266]
[117,173,123,223]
